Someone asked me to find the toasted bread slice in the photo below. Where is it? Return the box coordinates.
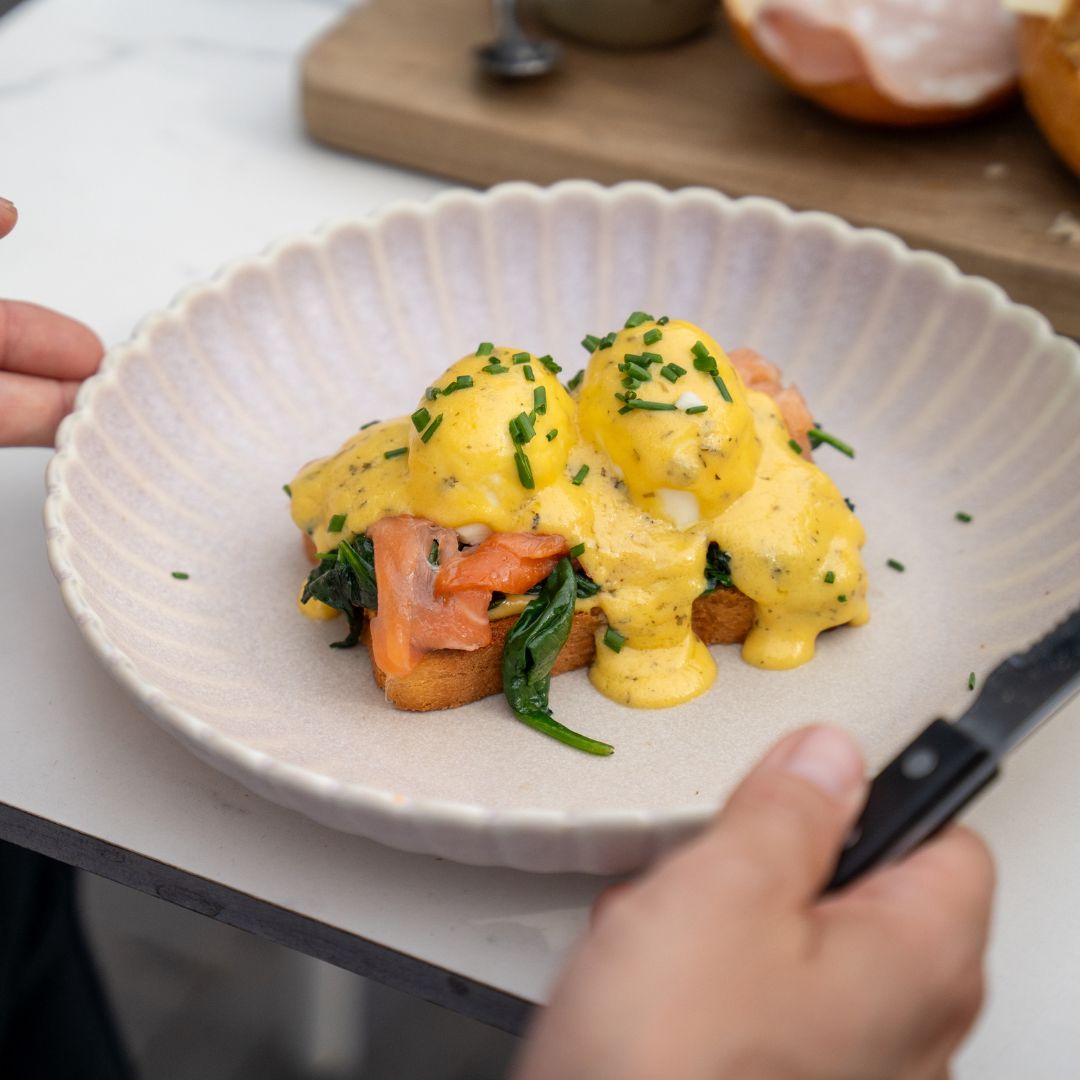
[365,588,755,712]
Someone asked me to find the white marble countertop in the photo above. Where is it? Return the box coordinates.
[2,0,1079,1073]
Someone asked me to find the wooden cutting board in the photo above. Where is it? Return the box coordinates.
[302,0,1080,336]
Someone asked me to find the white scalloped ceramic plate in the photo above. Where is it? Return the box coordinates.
[45,182,1080,873]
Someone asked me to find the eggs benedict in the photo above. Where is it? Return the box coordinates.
[288,315,868,754]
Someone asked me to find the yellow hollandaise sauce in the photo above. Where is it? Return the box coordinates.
[289,319,868,710]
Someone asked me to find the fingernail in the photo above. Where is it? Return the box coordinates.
[0,197,14,211]
[782,726,864,801]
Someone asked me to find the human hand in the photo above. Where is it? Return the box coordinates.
[514,725,994,1080]
[0,198,103,446]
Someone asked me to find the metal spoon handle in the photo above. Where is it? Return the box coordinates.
[494,0,527,43]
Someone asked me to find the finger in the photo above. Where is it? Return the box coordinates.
[0,371,82,446]
[823,826,995,1033]
[847,825,995,944]
[0,198,16,239]
[688,725,868,908]
[590,882,633,928]
[0,299,103,381]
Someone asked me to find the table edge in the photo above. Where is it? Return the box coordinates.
[0,800,535,1036]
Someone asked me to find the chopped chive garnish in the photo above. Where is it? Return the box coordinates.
[429,539,440,566]
[512,351,530,365]
[571,464,589,485]
[624,310,653,328]
[534,386,547,414]
[824,570,835,584]
[514,448,534,489]
[686,405,709,415]
[640,351,663,366]
[546,428,558,441]
[410,406,430,432]
[476,342,494,356]
[282,483,292,497]
[538,354,561,374]
[657,315,669,325]
[566,370,585,392]
[523,365,535,381]
[807,427,855,458]
[599,331,617,350]
[171,571,189,580]
[569,542,586,559]
[660,363,686,382]
[624,353,645,365]
[623,399,677,412]
[384,446,408,459]
[515,411,536,443]
[360,419,380,430]
[603,626,626,652]
[482,363,508,374]
[788,439,803,455]
[837,594,848,603]
[582,334,601,353]
[328,513,347,533]
[968,671,976,691]
[425,386,441,401]
[643,328,663,345]
[621,377,637,389]
[956,511,973,523]
[886,559,905,572]
[420,414,443,443]
[713,375,733,402]
[691,341,711,360]
[693,356,717,374]
[442,374,473,395]
[623,361,651,382]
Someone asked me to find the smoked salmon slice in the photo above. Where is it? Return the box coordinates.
[367,516,491,678]
[435,532,569,597]
[729,347,815,456]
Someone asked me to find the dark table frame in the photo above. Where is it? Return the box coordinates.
[0,801,533,1036]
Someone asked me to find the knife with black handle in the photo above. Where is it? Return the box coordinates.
[826,606,1080,892]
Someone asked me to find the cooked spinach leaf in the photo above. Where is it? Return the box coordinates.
[330,607,365,650]
[501,558,614,755]
[573,572,601,599]
[525,566,600,600]
[338,535,378,608]
[703,543,733,593]
[302,534,377,649]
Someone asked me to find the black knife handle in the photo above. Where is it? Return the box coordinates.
[825,720,999,893]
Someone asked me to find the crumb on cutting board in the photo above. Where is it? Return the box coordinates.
[1049,210,1080,245]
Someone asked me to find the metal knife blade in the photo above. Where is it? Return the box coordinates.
[826,604,1080,892]
[955,606,1080,758]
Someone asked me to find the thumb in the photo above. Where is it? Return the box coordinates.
[695,725,867,908]
[0,198,16,240]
